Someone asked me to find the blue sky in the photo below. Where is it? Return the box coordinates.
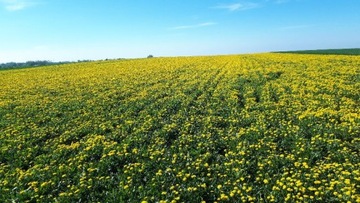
[0,0,359,62]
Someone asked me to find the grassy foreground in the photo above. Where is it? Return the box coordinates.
[0,53,359,202]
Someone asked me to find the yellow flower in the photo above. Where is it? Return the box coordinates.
[314,180,321,184]
[220,194,229,201]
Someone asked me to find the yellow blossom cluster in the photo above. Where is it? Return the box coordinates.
[0,53,359,202]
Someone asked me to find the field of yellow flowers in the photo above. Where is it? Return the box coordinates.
[0,53,359,202]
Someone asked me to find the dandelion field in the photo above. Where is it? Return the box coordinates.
[0,53,359,202]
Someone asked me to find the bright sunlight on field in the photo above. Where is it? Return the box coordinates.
[0,53,359,202]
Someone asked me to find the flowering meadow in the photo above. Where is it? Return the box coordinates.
[0,53,359,202]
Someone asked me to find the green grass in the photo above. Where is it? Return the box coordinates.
[274,48,360,55]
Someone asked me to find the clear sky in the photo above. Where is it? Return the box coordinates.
[0,0,359,63]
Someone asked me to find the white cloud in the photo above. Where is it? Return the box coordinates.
[266,0,304,4]
[266,0,289,4]
[0,0,36,11]
[170,22,217,30]
[213,2,259,11]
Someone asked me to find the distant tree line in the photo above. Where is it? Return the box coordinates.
[0,60,73,70]
[0,56,152,70]
[274,48,360,56]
